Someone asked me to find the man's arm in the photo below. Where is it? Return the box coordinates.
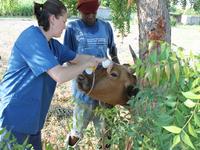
[109,46,120,64]
[106,22,120,64]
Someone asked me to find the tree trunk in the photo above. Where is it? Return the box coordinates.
[136,0,171,60]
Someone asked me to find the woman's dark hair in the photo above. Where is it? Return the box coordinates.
[34,0,67,31]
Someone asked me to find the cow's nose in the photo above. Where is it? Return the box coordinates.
[127,85,140,97]
[132,88,140,96]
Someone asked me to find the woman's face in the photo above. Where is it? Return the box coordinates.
[50,12,67,38]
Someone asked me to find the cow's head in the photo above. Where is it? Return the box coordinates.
[76,46,139,106]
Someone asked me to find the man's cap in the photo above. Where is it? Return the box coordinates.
[77,0,100,14]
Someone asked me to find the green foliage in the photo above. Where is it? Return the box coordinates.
[171,0,188,9]
[0,128,33,149]
[0,0,77,17]
[95,106,133,149]
[0,0,78,17]
[170,16,177,26]
[193,0,200,13]
[0,0,18,16]
[183,8,200,15]
[94,42,200,149]
[170,0,200,14]
[100,0,110,7]
[0,0,33,16]
[109,0,136,37]
[62,0,78,17]
[63,0,137,37]
[128,41,200,149]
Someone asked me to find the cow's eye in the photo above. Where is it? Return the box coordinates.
[110,71,119,78]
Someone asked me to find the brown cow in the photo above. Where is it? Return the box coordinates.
[76,46,139,106]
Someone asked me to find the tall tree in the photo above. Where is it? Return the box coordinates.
[136,0,171,60]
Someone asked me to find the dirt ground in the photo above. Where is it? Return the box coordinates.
[0,18,199,148]
[0,18,138,64]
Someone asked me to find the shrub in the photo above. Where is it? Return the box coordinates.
[96,42,200,149]
[183,8,200,16]
[0,0,33,16]
[62,0,77,17]
[129,42,200,149]
[170,16,177,26]
[0,128,33,149]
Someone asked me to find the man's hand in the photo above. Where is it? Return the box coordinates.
[102,59,114,74]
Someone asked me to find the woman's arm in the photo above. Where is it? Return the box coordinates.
[47,55,103,84]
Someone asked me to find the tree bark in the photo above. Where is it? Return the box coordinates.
[136,0,171,60]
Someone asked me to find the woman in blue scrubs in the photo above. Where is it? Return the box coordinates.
[0,0,103,149]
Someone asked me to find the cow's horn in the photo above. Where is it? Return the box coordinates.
[129,44,137,63]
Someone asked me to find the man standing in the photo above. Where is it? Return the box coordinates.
[64,0,119,149]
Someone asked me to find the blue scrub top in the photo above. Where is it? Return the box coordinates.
[0,25,76,134]
[64,19,116,105]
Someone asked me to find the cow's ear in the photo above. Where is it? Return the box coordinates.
[126,85,139,98]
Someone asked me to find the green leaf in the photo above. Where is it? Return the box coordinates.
[166,95,177,101]
[183,66,190,77]
[194,114,200,127]
[148,40,155,50]
[189,50,194,59]
[196,64,200,72]
[149,50,157,64]
[188,123,198,138]
[170,52,177,61]
[160,42,170,60]
[192,86,200,93]
[171,135,180,149]
[173,62,180,81]
[4,131,11,140]
[146,67,153,81]
[165,101,176,108]
[163,125,181,134]
[181,132,195,150]
[177,47,184,59]
[155,65,160,86]
[182,91,200,100]
[164,62,171,81]
[0,128,6,135]
[192,78,200,88]
[136,65,140,77]
[175,109,185,127]
[184,99,196,108]
[136,58,142,66]
[139,65,145,78]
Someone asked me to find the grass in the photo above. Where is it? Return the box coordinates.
[0,0,35,16]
